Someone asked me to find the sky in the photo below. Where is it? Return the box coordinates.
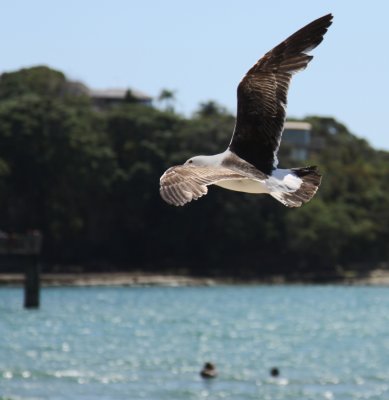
[1,1,389,150]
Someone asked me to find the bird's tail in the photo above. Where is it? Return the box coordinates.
[270,166,322,207]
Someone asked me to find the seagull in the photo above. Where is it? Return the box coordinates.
[160,14,333,207]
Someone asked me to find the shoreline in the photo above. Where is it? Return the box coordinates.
[1,269,389,287]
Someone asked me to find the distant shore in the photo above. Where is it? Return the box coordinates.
[0,272,217,287]
[1,269,389,287]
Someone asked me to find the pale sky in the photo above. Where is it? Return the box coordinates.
[1,1,389,150]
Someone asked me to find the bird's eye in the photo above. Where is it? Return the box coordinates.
[188,160,193,164]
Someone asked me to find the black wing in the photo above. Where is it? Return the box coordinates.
[229,14,333,175]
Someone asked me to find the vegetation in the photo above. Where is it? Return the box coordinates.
[0,66,388,279]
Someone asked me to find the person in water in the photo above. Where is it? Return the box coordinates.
[200,362,218,378]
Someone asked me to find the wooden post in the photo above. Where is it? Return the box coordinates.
[23,231,42,309]
[0,230,42,308]
[24,255,40,309]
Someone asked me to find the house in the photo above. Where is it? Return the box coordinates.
[282,121,325,161]
[282,121,312,161]
[88,87,153,109]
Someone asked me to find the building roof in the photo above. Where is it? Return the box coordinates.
[88,88,152,101]
[284,121,312,131]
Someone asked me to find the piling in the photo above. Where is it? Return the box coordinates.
[24,255,41,308]
[23,231,42,309]
[0,230,42,309]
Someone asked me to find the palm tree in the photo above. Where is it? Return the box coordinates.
[158,89,176,112]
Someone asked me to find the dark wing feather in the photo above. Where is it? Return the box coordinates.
[229,13,333,175]
[160,165,245,206]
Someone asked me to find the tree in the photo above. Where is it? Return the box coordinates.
[157,89,176,112]
[195,100,227,118]
[1,65,389,278]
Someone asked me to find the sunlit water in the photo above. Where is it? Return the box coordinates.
[1,285,389,399]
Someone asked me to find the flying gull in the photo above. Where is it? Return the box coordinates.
[160,14,333,207]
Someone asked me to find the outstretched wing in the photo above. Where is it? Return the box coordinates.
[160,165,244,206]
[229,14,333,175]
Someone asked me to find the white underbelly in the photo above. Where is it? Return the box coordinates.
[215,179,269,194]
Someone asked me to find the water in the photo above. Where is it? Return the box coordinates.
[1,285,389,400]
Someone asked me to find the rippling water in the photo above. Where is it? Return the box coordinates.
[1,285,389,399]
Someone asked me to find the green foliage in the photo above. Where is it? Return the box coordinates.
[195,100,228,118]
[125,90,140,104]
[157,89,176,112]
[0,66,67,99]
[0,66,388,277]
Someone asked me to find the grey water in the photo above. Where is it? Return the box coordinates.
[1,285,389,400]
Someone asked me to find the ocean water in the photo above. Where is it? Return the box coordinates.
[1,285,389,400]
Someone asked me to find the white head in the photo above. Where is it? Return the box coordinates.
[185,152,225,167]
[185,155,213,167]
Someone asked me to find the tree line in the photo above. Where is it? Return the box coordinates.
[0,66,388,279]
